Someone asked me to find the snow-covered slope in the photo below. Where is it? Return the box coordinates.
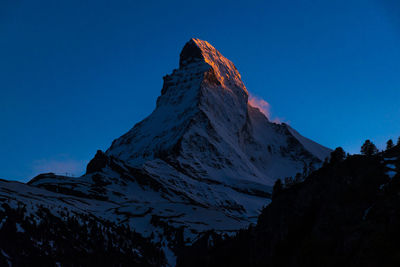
[0,38,331,265]
[106,38,330,188]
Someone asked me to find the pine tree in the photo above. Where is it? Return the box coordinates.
[361,140,378,156]
[330,147,346,164]
[397,137,400,146]
[386,139,394,150]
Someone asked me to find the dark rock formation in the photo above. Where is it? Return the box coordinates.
[86,150,109,174]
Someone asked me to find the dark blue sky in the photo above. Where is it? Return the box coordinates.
[1,0,400,181]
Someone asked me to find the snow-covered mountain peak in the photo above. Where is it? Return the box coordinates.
[179,38,248,98]
[16,39,332,266]
[108,38,254,163]
[106,38,331,177]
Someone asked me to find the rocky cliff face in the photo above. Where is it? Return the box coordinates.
[0,38,331,265]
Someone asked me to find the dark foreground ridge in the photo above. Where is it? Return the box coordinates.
[0,201,165,266]
[177,146,400,267]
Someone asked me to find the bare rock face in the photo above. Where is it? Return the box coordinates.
[86,150,109,174]
[179,39,205,67]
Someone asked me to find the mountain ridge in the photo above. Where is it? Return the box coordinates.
[0,38,331,266]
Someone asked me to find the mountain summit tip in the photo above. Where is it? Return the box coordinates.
[179,38,248,95]
[179,38,207,67]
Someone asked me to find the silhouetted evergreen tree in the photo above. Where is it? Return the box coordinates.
[330,147,346,164]
[386,139,394,150]
[361,140,378,156]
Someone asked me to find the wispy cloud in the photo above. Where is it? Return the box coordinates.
[248,94,282,123]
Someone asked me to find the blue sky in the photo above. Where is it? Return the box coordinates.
[1,0,400,181]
